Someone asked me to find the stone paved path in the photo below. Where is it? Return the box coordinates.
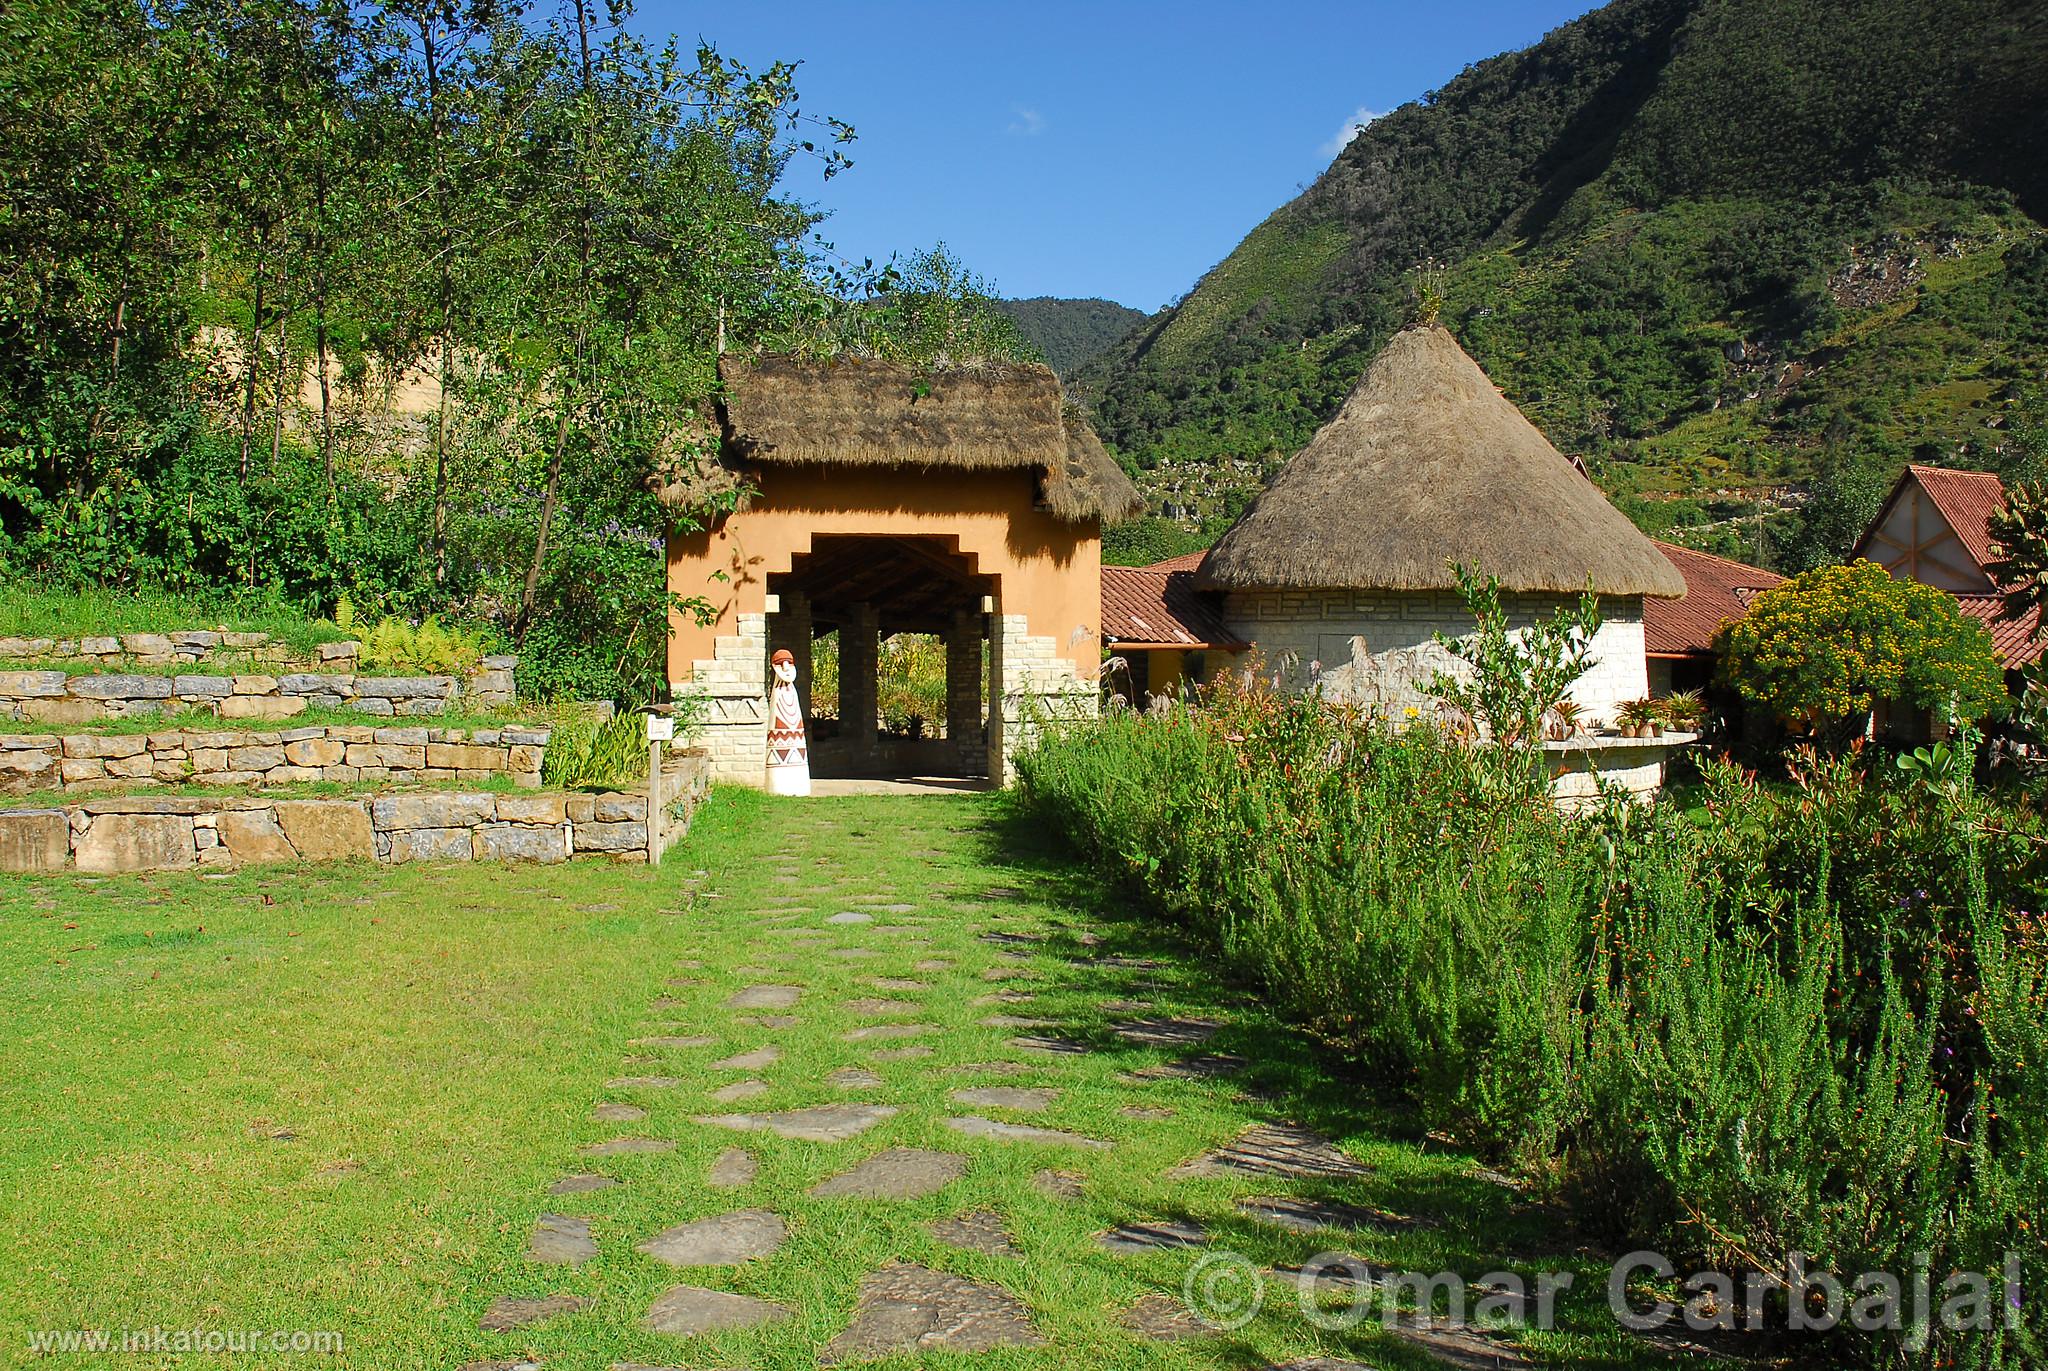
[461,796,1703,1371]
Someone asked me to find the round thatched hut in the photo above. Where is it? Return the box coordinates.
[1198,323,1684,730]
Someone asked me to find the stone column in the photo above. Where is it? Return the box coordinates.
[945,609,984,775]
[841,602,879,765]
[984,604,1005,781]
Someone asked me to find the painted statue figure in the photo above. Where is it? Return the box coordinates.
[766,648,811,795]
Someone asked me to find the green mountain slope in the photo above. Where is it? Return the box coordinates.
[1080,0,2048,568]
[993,297,1146,375]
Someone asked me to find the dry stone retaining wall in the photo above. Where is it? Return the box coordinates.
[0,786,687,874]
[0,632,514,699]
[0,724,550,796]
[0,657,517,724]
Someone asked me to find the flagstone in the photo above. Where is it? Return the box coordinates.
[1032,1169,1085,1200]
[580,1137,675,1156]
[1238,1195,1398,1233]
[1112,1017,1222,1047]
[943,1116,1109,1149]
[1009,1034,1092,1055]
[1120,1292,1209,1339]
[1170,1124,1370,1180]
[527,1213,597,1265]
[930,1209,1020,1256]
[821,1263,1043,1363]
[840,998,920,1015]
[1098,1218,1208,1252]
[693,1103,898,1142]
[637,1208,786,1265]
[643,1285,790,1337]
[706,1146,757,1188]
[811,1147,968,1199]
[591,1101,646,1123]
[1123,1054,1246,1082]
[725,984,802,1009]
[843,1023,933,1041]
[479,1294,588,1332]
[548,1173,616,1195]
[950,1086,1060,1112]
[708,1079,769,1103]
[710,1045,781,1070]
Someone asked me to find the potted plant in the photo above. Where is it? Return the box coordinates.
[1658,688,1707,735]
[1614,697,1655,739]
[1543,698,1584,741]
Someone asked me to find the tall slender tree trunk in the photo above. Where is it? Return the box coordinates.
[313,164,335,499]
[423,22,454,590]
[268,256,296,469]
[239,220,271,479]
[516,0,598,640]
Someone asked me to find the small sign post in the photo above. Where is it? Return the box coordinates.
[646,713,675,863]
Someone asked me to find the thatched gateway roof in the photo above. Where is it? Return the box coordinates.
[657,354,1141,524]
[1199,325,1685,598]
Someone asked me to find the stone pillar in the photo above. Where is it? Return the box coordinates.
[841,603,879,765]
[985,605,1005,781]
[945,609,984,775]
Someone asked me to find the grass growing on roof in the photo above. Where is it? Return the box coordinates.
[0,791,1699,1370]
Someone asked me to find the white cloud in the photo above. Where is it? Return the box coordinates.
[1006,105,1046,137]
[1319,106,1382,157]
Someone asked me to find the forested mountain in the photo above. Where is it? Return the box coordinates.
[1079,0,2048,569]
[991,297,1145,375]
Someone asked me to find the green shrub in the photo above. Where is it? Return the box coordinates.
[540,712,647,790]
[1716,559,2006,732]
[1016,673,2048,1366]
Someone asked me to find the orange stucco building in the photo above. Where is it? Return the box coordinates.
[659,355,1140,785]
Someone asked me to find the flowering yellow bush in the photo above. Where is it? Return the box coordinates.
[1716,559,2005,726]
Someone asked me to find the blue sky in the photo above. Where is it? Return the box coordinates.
[638,1,1599,312]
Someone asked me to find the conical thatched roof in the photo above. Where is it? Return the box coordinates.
[681,354,1142,524]
[1199,325,1684,597]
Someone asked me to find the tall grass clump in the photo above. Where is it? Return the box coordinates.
[1018,651,2048,1368]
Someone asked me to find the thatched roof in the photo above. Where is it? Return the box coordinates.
[1199,325,1685,598]
[679,354,1141,524]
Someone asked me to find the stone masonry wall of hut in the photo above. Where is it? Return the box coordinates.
[1223,589,1650,724]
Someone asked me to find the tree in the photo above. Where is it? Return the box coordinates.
[1716,559,2005,734]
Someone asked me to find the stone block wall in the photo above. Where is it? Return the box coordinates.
[0,633,517,708]
[992,613,1096,785]
[1223,589,1650,726]
[0,724,550,796]
[678,611,770,785]
[0,656,517,724]
[0,789,659,873]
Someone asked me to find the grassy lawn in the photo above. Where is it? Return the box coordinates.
[0,583,350,655]
[0,791,1710,1370]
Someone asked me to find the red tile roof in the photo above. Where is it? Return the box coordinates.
[1955,595,2043,667]
[1904,464,2008,570]
[1144,550,1209,573]
[1101,567,1244,649]
[1642,540,1783,657]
